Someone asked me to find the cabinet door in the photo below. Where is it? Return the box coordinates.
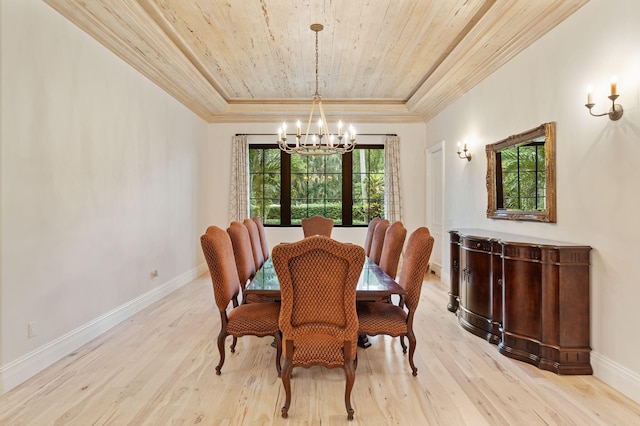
[458,237,498,342]
[502,256,542,340]
[462,247,492,319]
[499,243,543,364]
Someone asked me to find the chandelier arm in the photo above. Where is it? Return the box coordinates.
[318,99,331,146]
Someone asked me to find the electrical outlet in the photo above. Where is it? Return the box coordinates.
[27,321,37,338]
[150,269,159,280]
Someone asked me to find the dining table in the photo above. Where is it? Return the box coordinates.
[245,256,405,301]
[244,255,405,348]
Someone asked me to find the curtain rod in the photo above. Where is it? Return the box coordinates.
[235,133,397,137]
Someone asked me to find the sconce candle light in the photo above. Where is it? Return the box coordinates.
[457,142,472,161]
[585,78,623,121]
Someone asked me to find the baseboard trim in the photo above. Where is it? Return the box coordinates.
[591,351,640,404]
[439,276,640,404]
[0,263,207,394]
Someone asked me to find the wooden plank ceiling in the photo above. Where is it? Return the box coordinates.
[43,0,588,123]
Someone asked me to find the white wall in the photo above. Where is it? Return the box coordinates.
[207,122,427,248]
[426,0,640,403]
[0,0,211,392]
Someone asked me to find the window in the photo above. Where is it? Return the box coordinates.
[249,145,384,226]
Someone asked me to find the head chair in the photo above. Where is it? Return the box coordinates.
[301,215,334,238]
[272,236,364,420]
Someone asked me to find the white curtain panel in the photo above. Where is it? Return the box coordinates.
[384,135,402,222]
[229,135,249,222]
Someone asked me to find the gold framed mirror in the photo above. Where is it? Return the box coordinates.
[486,122,556,222]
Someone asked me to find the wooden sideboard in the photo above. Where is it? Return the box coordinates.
[449,229,592,375]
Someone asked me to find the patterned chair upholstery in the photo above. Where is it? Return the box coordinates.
[301,215,334,238]
[227,221,269,305]
[378,221,407,279]
[363,217,381,257]
[227,221,256,289]
[356,227,434,376]
[252,216,270,260]
[243,218,265,270]
[201,225,281,376]
[272,236,365,420]
[368,219,390,264]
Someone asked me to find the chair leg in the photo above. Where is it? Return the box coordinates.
[274,332,282,377]
[281,340,294,418]
[230,336,238,353]
[407,331,418,376]
[216,330,227,375]
[344,343,356,420]
[399,335,407,353]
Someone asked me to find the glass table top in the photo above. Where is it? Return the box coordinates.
[246,256,404,296]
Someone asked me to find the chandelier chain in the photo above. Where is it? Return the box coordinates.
[315,28,319,96]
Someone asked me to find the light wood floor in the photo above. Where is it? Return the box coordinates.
[1,273,639,425]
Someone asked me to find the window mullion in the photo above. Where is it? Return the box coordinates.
[281,152,292,225]
[343,152,353,225]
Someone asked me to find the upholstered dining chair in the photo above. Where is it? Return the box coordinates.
[243,218,265,270]
[200,225,282,376]
[378,221,407,279]
[363,217,381,257]
[356,227,434,376]
[227,221,269,305]
[272,236,365,420]
[368,219,390,264]
[301,215,334,238]
[227,221,256,289]
[252,216,270,260]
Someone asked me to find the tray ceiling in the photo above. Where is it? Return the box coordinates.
[43,0,588,123]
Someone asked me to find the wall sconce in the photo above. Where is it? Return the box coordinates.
[457,142,472,161]
[585,78,623,121]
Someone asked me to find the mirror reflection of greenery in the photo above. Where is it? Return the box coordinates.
[500,141,546,211]
[249,148,384,225]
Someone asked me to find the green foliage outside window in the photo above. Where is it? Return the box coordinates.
[352,149,384,224]
[249,145,384,226]
[249,148,281,224]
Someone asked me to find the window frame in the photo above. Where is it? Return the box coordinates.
[249,143,384,227]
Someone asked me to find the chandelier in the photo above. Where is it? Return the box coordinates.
[277,24,356,155]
